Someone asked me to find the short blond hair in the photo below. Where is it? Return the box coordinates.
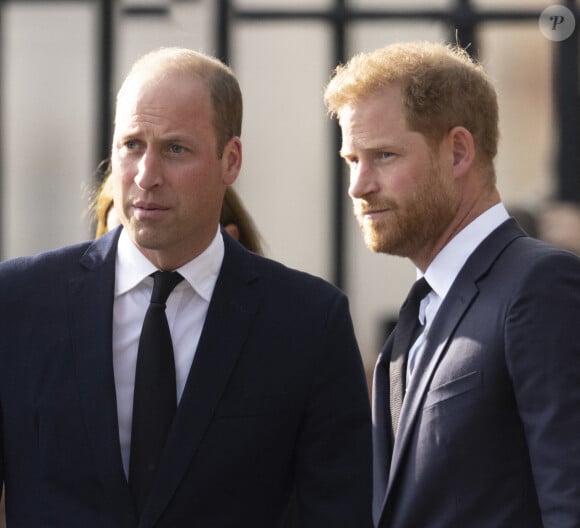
[118,47,242,158]
[324,41,498,166]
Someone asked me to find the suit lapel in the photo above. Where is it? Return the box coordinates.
[141,235,261,527]
[382,219,527,514]
[68,228,137,524]
[388,280,478,486]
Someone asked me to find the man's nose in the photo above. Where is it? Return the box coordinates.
[348,161,378,199]
[134,149,163,190]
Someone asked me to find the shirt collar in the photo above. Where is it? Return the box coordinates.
[419,203,510,300]
[115,227,224,302]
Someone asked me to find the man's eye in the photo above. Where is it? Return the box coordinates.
[169,144,184,154]
[125,140,138,150]
[379,152,393,160]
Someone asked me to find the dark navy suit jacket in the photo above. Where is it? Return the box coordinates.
[373,219,580,528]
[0,227,373,527]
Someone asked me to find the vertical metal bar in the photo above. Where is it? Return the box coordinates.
[97,0,114,176]
[331,0,347,289]
[216,0,231,64]
[0,3,4,258]
[556,0,580,201]
[453,0,478,56]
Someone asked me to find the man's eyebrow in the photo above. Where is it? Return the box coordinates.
[161,134,196,143]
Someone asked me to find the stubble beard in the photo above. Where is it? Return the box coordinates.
[355,167,457,258]
[123,210,170,252]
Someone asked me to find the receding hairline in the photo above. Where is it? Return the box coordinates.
[128,47,230,75]
[117,48,224,98]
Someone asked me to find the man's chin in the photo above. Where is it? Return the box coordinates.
[128,226,165,251]
[362,229,407,256]
[363,232,390,254]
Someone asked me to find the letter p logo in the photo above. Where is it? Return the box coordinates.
[540,6,576,42]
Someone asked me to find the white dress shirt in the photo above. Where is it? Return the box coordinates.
[112,227,224,477]
[406,203,510,383]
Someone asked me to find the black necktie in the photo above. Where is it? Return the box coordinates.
[129,270,183,515]
[389,277,431,440]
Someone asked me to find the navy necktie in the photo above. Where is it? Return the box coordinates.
[129,270,183,515]
[389,278,431,439]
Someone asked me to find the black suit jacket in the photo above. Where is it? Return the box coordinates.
[373,219,580,527]
[0,228,373,527]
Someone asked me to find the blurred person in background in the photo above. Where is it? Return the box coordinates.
[537,201,580,255]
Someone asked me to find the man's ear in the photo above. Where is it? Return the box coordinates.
[222,137,242,185]
[449,126,475,177]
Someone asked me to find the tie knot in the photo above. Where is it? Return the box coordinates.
[150,271,183,305]
[403,277,431,312]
